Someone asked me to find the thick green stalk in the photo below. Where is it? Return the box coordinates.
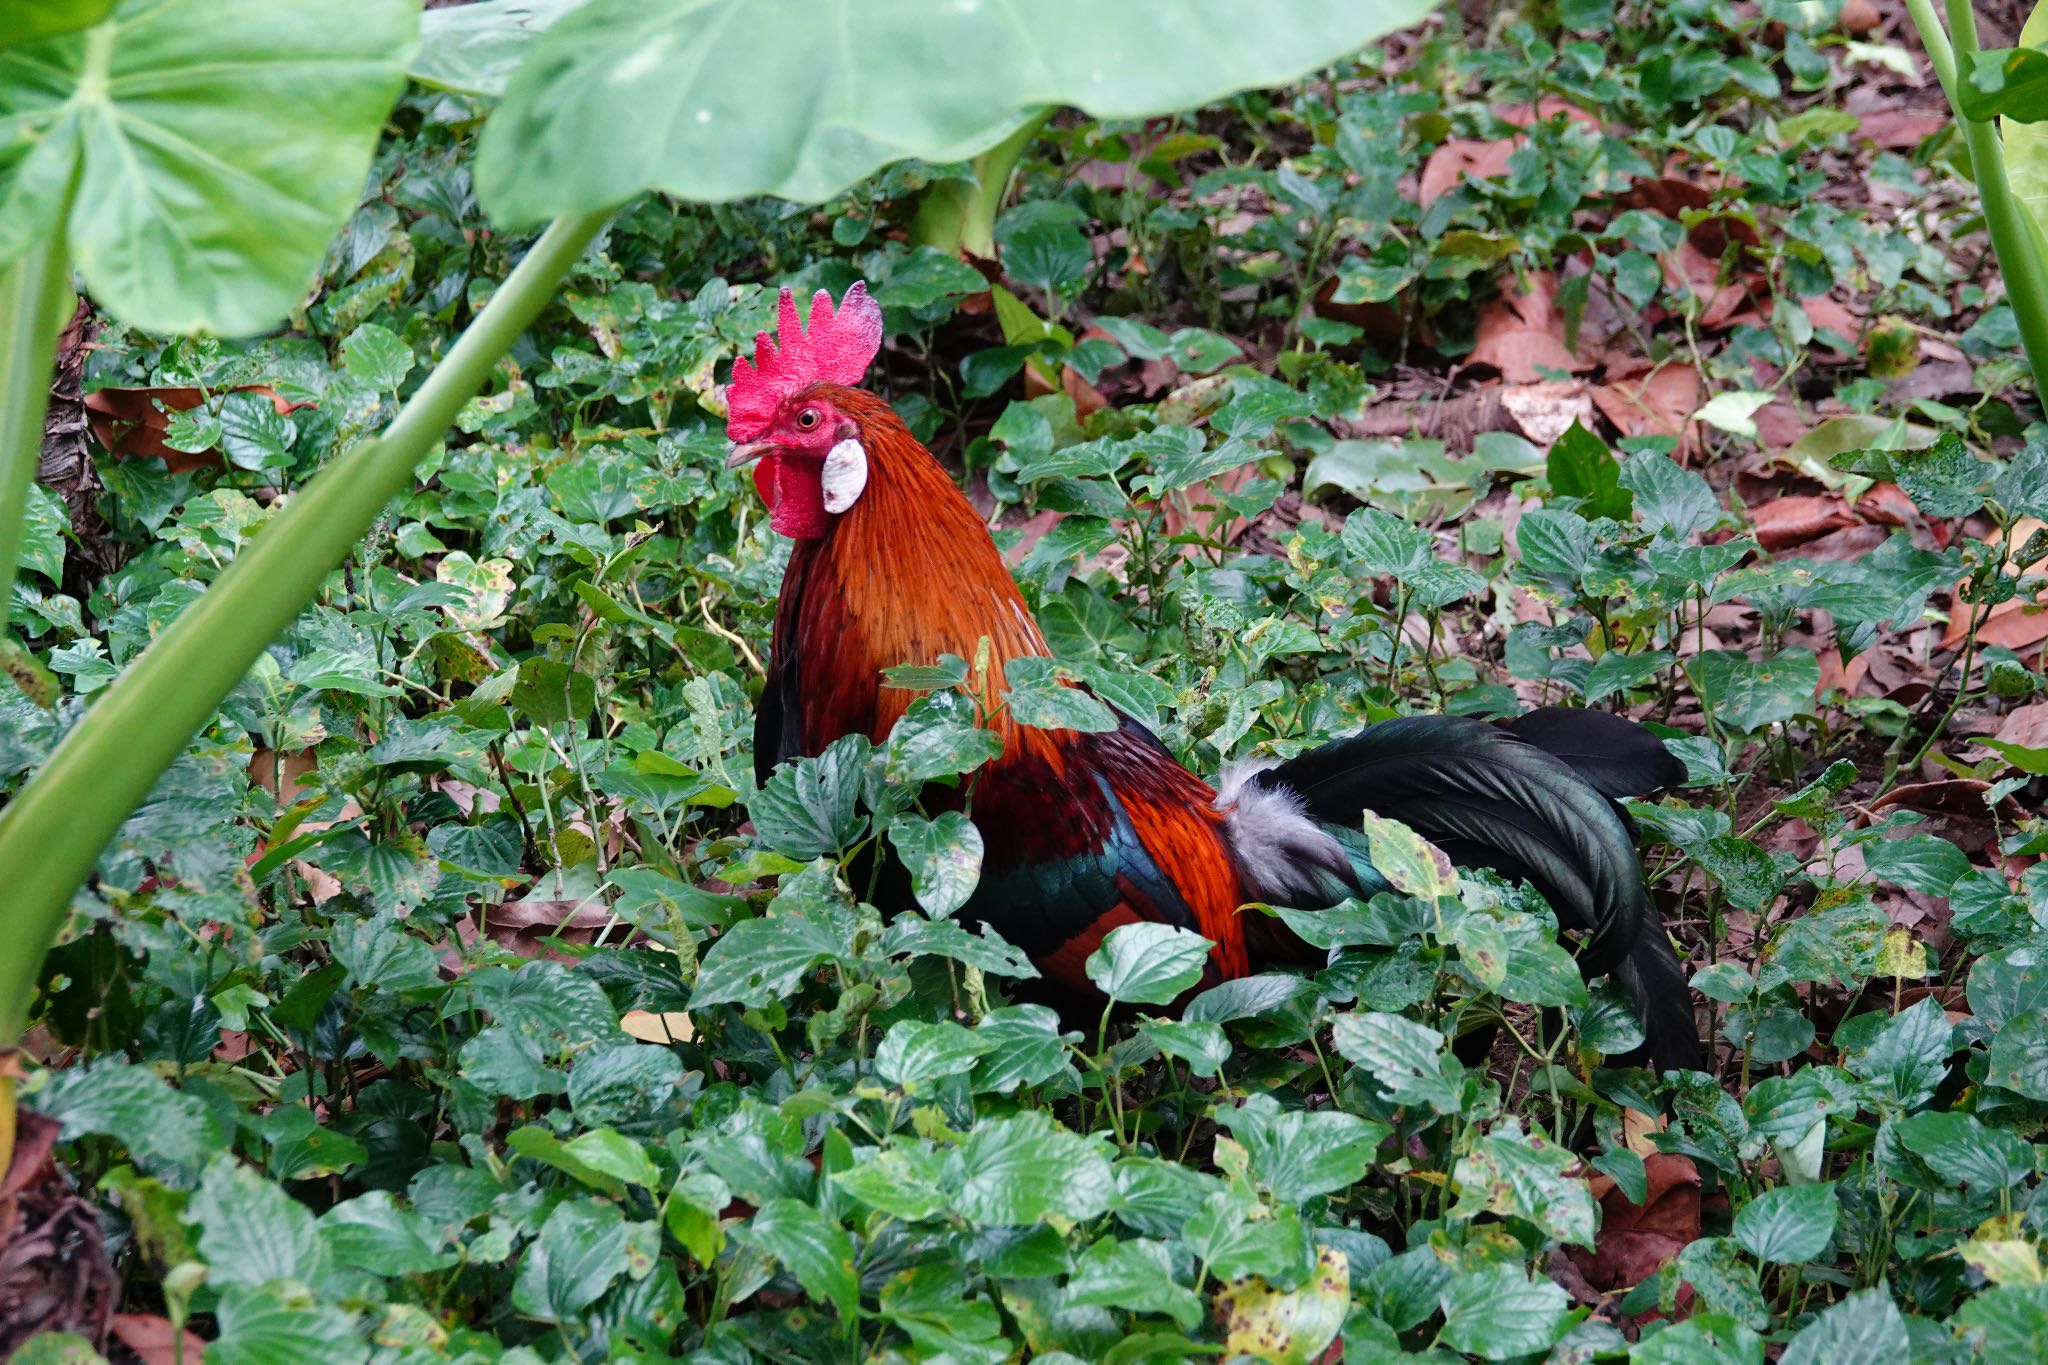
[0,237,73,631]
[1908,0,2048,396]
[0,209,610,1047]
[909,111,1049,258]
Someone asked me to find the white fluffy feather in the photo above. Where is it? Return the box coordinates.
[1215,760,1350,904]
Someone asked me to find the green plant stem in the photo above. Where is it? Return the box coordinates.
[1908,0,2048,396]
[0,209,610,1051]
[909,110,1049,257]
[0,236,73,632]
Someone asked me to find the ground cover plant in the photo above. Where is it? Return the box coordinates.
[4,0,2048,1360]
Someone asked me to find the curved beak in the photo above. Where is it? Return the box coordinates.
[726,440,778,470]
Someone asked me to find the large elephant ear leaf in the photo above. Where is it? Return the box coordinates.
[474,0,1437,223]
[2004,2,2048,246]
[0,0,418,336]
[0,0,116,51]
[410,0,590,98]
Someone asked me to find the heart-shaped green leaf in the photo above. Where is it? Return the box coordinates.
[1,0,115,51]
[0,0,416,335]
[1084,922,1213,1005]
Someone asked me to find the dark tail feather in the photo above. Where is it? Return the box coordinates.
[1255,715,1650,974]
[1247,713,1697,1067]
[1498,706,1687,803]
[1613,931,1702,1073]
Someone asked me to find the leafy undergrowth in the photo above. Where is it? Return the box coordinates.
[9,2,2048,1362]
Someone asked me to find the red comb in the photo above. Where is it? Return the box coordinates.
[726,282,883,441]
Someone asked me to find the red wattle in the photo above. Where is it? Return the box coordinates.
[767,453,830,539]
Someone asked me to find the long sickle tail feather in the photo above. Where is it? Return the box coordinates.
[1497,705,1688,807]
[1223,709,1699,1072]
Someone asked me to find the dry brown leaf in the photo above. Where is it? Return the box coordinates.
[1,1111,57,1201]
[1621,1108,1666,1157]
[1941,597,2039,650]
[1798,522,1891,564]
[1983,702,2048,756]
[1156,462,1259,549]
[1418,138,1517,205]
[1874,779,2029,823]
[1751,400,1809,451]
[1858,483,1919,525]
[1,1111,119,1355]
[1569,1152,1701,1293]
[1492,97,1605,131]
[1942,517,2048,652]
[999,508,1066,569]
[1887,358,1977,404]
[1418,103,1600,210]
[622,1010,696,1044]
[1022,359,1108,417]
[1801,293,1864,345]
[111,1313,209,1365]
[436,779,503,819]
[1750,495,1859,551]
[1616,177,1759,255]
[480,889,614,959]
[1661,241,1755,330]
[249,747,319,805]
[84,385,310,474]
[1591,365,1701,454]
[1817,646,1873,699]
[1469,272,1593,383]
[1499,380,1595,448]
[1856,110,1948,149]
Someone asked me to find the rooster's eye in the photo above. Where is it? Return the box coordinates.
[797,409,820,430]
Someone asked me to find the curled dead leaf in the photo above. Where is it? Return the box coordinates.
[1855,109,1948,150]
[1874,778,2031,824]
[1750,494,1858,551]
[1615,177,1759,255]
[0,1112,120,1354]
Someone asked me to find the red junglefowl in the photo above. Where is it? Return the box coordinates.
[725,282,1699,1071]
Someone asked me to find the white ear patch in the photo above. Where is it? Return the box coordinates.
[821,438,868,514]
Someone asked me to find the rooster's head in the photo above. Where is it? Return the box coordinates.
[724,281,883,539]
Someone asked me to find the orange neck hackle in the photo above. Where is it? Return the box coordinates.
[777,385,1056,756]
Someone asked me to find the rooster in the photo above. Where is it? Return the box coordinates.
[725,282,1699,1071]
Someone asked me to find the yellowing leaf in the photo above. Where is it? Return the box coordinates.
[1876,929,1931,981]
[620,1010,695,1043]
[1960,1237,2046,1286]
[1218,1247,1349,1365]
[1362,810,1455,900]
[1693,389,1774,438]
